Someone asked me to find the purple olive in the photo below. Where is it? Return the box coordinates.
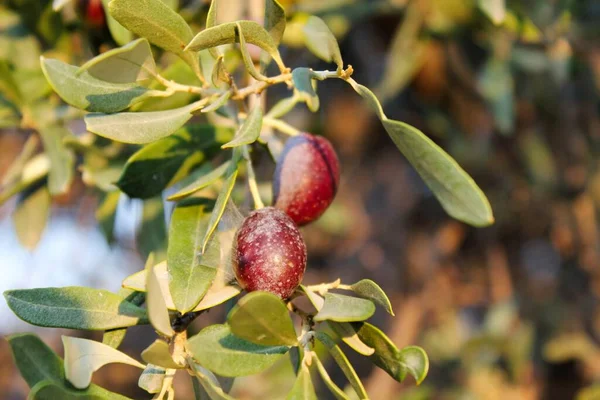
[273,133,341,226]
[233,207,307,299]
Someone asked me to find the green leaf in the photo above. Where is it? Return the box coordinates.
[188,324,289,377]
[137,197,167,260]
[138,364,165,394]
[4,287,148,330]
[167,161,231,201]
[313,356,349,400]
[264,0,286,46]
[101,0,133,46]
[38,124,74,195]
[314,293,375,323]
[302,16,343,70]
[192,365,237,400]
[85,100,204,144]
[13,186,51,250]
[147,262,175,337]
[314,331,368,400]
[63,336,145,389]
[210,56,229,88]
[352,322,429,384]
[168,198,218,313]
[202,91,231,113]
[292,68,319,112]
[141,340,183,369]
[96,191,121,244]
[0,154,49,206]
[327,321,374,356]
[349,279,393,316]
[116,124,231,198]
[108,0,203,80]
[102,289,145,348]
[78,38,156,83]
[237,22,268,81]
[286,365,317,400]
[201,155,239,252]
[41,57,151,113]
[299,286,324,311]
[7,333,64,388]
[346,79,494,227]
[289,347,301,375]
[265,95,298,119]
[193,285,241,312]
[227,291,298,346]
[186,21,286,72]
[222,105,263,148]
[29,379,132,400]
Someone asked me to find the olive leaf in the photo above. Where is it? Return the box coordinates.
[227,291,298,346]
[349,279,394,315]
[314,293,376,323]
[109,0,203,80]
[37,124,74,196]
[237,22,269,81]
[41,57,151,113]
[77,38,156,83]
[222,105,263,148]
[100,0,133,46]
[102,289,145,349]
[141,340,184,369]
[302,16,343,71]
[192,364,237,400]
[286,365,317,400]
[85,100,205,144]
[147,261,175,337]
[4,287,148,330]
[13,185,51,250]
[167,161,231,201]
[188,324,289,377]
[327,321,375,356]
[292,68,319,112]
[346,79,494,227]
[138,364,166,394]
[29,380,132,400]
[313,356,350,400]
[63,336,145,389]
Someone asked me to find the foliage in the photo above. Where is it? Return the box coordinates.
[0,0,511,398]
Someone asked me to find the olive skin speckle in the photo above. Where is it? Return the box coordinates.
[233,207,307,299]
[273,133,340,226]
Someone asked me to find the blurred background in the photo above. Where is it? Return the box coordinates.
[1,0,600,399]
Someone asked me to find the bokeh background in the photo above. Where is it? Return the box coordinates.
[1,0,600,399]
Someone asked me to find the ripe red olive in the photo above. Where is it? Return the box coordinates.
[273,133,340,226]
[233,207,307,299]
[83,0,106,28]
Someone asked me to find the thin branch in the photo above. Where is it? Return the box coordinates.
[242,145,265,209]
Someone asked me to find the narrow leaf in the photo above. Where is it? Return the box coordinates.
[286,365,317,400]
[13,186,50,250]
[138,364,166,394]
[109,0,203,80]
[141,340,183,369]
[192,365,237,400]
[264,0,286,46]
[315,331,368,400]
[292,68,319,112]
[167,161,231,201]
[222,105,263,148]
[398,346,429,385]
[265,95,298,119]
[186,21,286,72]
[41,57,150,113]
[327,321,374,356]
[313,356,349,400]
[202,91,231,113]
[147,262,175,336]
[237,22,268,81]
[352,322,405,382]
[302,16,343,70]
[85,101,204,144]
[78,38,156,83]
[101,0,133,46]
[188,324,289,377]
[4,287,148,330]
[314,293,375,323]
[7,333,64,387]
[168,198,218,313]
[227,291,298,346]
[349,279,394,316]
[63,336,145,389]
[193,285,241,312]
[102,289,145,348]
[29,379,131,400]
[347,79,494,227]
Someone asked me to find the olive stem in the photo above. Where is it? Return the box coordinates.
[262,117,300,136]
[305,279,342,295]
[242,145,265,209]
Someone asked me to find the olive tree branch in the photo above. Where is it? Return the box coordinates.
[242,145,265,209]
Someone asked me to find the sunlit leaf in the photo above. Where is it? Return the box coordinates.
[4,287,148,330]
[264,0,286,46]
[101,0,133,46]
[167,161,231,201]
[313,356,349,400]
[137,197,167,260]
[141,340,183,369]
[314,293,375,323]
[286,365,317,400]
[347,79,494,227]
[302,16,343,70]
[109,0,203,80]
[38,124,74,195]
[202,91,231,114]
[13,186,51,250]
[192,364,237,400]
[147,262,175,337]
[41,57,151,113]
[265,95,298,119]
[349,279,394,316]
[222,105,263,148]
[102,289,145,348]
[186,21,286,72]
[227,291,298,346]
[78,38,156,83]
[63,336,144,389]
[138,364,165,394]
[85,101,204,144]
[327,321,374,356]
[314,331,368,400]
[168,198,218,313]
[0,154,49,206]
[478,0,506,25]
[188,324,289,377]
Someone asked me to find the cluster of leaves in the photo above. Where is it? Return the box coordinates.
[1,0,497,398]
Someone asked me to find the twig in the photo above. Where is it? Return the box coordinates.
[242,145,265,209]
